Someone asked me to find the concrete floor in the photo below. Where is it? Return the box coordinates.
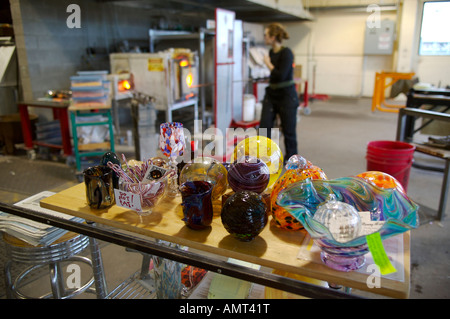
[0,97,448,299]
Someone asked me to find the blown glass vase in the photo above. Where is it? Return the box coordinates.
[159,122,185,197]
[276,177,419,272]
[152,240,184,299]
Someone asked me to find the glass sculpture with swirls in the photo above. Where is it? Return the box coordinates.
[152,240,184,299]
[232,136,283,189]
[276,177,419,272]
[159,122,185,197]
[227,155,270,194]
[271,155,327,230]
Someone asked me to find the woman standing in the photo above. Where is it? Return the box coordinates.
[260,23,299,161]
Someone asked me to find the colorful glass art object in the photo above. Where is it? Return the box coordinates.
[276,177,419,271]
[356,171,405,193]
[270,155,327,230]
[221,191,268,241]
[159,122,185,197]
[181,266,207,289]
[179,157,228,200]
[227,156,270,194]
[232,136,283,189]
[179,181,213,230]
[159,122,185,158]
[152,240,184,299]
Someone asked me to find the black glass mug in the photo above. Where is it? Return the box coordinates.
[84,165,115,209]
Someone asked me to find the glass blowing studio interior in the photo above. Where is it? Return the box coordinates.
[0,0,449,301]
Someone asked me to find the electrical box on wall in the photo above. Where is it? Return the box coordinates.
[364,19,395,55]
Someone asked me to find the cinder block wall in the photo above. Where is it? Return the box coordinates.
[9,0,200,107]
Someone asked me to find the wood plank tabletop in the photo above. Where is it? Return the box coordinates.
[413,143,450,160]
[40,183,410,298]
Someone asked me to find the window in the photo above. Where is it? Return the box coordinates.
[419,1,450,55]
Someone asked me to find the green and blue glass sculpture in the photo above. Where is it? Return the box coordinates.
[276,177,419,272]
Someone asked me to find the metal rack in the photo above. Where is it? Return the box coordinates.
[0,201,361,299]
[149,28,216,124]
[107,270,156,299]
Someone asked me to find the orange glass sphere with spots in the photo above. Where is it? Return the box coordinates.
[270,156,328,230]
[357,171,405,193]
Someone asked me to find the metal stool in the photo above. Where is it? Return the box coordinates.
[3,232,98,299]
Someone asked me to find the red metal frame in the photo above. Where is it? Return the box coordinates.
[18,101,72,156]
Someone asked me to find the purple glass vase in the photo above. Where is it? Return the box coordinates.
[180,181,213,230]
[227,156,270,194]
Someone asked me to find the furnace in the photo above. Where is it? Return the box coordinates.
[110,49,199,123]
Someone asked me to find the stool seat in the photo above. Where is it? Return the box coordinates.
[3,232,98,299]
[3,232,89,264]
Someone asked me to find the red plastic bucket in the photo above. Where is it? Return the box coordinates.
[366,140,415,192]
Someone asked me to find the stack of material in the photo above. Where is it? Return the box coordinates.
[35,120,61,146]
[0,191,84,246]
[70,71,110,108]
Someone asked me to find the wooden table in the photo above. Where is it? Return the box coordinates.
[37,183,411,299]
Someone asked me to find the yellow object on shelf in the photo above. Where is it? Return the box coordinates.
[371,71,415,113]
[264,269,328,299]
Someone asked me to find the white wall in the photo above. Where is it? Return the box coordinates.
[282,1,450,97]
[416,56,450,86]
[284,9,397,97]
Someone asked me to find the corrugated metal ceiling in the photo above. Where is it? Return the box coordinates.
[100,0,313,22]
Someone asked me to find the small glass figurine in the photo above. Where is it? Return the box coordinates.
[159,122,185,197]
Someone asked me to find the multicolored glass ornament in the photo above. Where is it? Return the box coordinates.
[276,177,419,271]
[159,122,185,197]
[232,136,283,189]
[356,171,405,193]
[270,155,327,230]
[227,156,270,194]
[159,122,185,158]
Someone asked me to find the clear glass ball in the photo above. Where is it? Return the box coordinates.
[313,195,362,243]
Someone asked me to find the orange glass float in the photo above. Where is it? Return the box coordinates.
[270,155,327,230]
[356,170,405,193]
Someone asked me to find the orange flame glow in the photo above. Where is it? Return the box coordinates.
[122,80,131,90]
[186,73,193,88]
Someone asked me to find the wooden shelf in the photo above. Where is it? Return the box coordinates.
[77,142,111,151]
[40,183,411,299]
